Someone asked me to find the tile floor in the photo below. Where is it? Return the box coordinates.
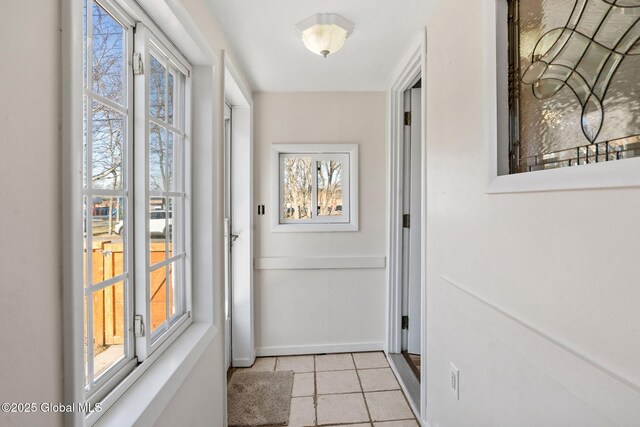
[237,352,419,427]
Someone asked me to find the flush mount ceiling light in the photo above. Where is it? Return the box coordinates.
[295,13,354,58]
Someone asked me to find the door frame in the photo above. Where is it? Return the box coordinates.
[223,51,255,368]
[223,102,233,371]
[386,29,427,421]
[402,86,423,356]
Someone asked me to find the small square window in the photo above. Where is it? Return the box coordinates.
[272,144,358,232]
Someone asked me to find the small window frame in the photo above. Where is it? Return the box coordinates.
[271,144,359,232]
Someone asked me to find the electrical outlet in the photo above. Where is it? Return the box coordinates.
[449,362,459,400]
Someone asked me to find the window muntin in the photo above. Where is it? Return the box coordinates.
[81,0,191,405]
[279,152,351,225]
[82,0,134,395]
[506,0,640,174]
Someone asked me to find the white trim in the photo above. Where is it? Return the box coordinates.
[386,354,423,424]
[387,37,423,354]
[136,1,217,66]
[443,277,640,394]
[272,223,359,232]
[92,324,215,426]
[88,316,191,422]
[224,53,253,107]
[485,0,640,193]
[62,0,85,424]
[254,256,386,270]
[256,342,384,357]
[110,0,191,73]
[271,143,359,232]
[232,357,255,368]
[419,28,428,424]
[488,156,640,193]
[386,29,428,424]
[223,51,256,371]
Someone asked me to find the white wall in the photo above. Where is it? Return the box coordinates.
[0,1,64,425]
[253,92,388,355]
[423,1,640,426]
[154,337,225,427]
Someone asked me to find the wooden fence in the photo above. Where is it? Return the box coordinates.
[87,240,172,352]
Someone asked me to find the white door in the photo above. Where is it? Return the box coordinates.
[223,102,233,370]
[401,87,422,355]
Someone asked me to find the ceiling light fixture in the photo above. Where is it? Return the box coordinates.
[295,13,354,58]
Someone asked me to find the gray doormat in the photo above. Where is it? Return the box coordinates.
[227,370,294,427]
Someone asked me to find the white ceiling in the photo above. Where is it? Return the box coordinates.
[206,0,431,92]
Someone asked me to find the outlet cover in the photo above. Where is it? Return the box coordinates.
[449,362,459,400]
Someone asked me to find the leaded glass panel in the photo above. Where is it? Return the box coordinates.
[508,0,640,173]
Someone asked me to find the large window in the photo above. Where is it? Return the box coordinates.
[272,144,358,232]
[82,0,191,407]
[505,0,640,174]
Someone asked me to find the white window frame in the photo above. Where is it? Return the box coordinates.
[82,0,137,405]
[69,0,195,423]
[271,144,359,232]
[133,23,193,362]
[487,0,640,194]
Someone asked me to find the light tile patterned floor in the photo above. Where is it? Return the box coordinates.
[239,352,418,427]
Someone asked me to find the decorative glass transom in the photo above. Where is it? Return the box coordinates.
[508,0,640,173]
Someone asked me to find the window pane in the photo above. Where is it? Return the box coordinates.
[91,281,125,380]
[149,124,167,191]
[167,131,174,191]
[91,2,126,105]
[168,262,176,319]
[168,197,182,259]
[169,132,185,193]
[317,160,344,216]
[282,157,312,220]
[83,197,88,286]
[150,266,168,333]
[92,100,125,190]
[83,96,88,188]
[91,196,125,285]
[84,300,89,386]
[149,54,166,120]
[149,197,167,266]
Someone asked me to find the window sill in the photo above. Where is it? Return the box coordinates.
[90,322,217,426]
[487,156,640,194]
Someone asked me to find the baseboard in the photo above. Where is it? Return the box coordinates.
[387,353,421,419]
[232,356,255,368]
[255,342,384,357]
